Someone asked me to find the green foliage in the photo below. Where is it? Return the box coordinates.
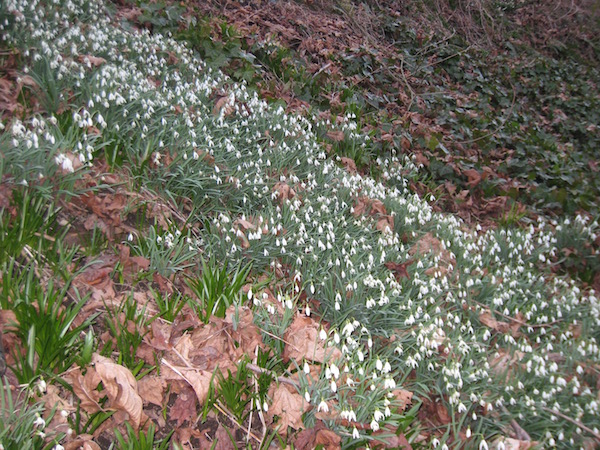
[150,290,188,323]
[127,225,199,278]
[0,379,61,450]
[1,264,95,384]
[216,360,253,423]
[101,294,149,372]
[186,258,251,324]
[112,423,173,450]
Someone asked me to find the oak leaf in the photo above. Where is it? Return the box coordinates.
[268,384,308,434]
[283,315,342,364]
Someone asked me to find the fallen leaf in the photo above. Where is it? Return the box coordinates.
[283,315,342,364]
[340,156,357,173]
[213,95,234,117]
[376,215,394,234]
[267,384,308,434]
[64,435,102,450]
[214,423,236,450]
[326,130,345,141]
[385,260,414,280]
[491,437,537,450]
[372,426,412,449]
[169,385,197,427]
[92,353,143,429]
[163,365,214,405]
[78,54,107,67]
[489,349,525,379]
[137,376,165,407]
[273,182,296,202]
[315,428,341,449]
[392,389,413,412]
[370,199,387,216]
[68,366,103,414]
[479,311,521,338]
[294,421,326,449]
[463,168,482,188]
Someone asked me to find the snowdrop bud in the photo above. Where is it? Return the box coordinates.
[304,391,310,403]
[319,329,327,340]
[304,361,310,374]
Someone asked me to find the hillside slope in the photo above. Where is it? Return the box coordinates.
[0,0,599,449]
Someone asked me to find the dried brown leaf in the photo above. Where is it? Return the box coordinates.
[137,376,165,407]
[283,315,342,364]
[384,260,413,280]
[315,428,341,449]
[78,54,107,67]
[273,182,296,202]
[326,130,345,141]
[64,435,102,450]
[92,353,143,429]
[68,366,103,414]
[214,424,236,450]
[491,437,537,450]
[463,168,482,188]
[268,384,308,434]
[340,157,357,173]
[376,215,394,234]
[392,389,413,412]
[168,385,197,427]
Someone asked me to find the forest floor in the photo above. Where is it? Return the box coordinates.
[0,0,599,449]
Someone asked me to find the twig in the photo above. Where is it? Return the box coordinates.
[246,363,299,388]
[171,346,193,369]
[541,406,600,441]
[472,300,562,328]
[214,402,261,442]
[312,62,332,79]
[501,405,531,441]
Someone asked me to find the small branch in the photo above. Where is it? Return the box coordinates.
[541,406,600,441]
[214,402,262,443]
[501,405,531,441]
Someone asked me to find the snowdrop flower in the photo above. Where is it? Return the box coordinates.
[33,414,46,429]
[317,399,329,413]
